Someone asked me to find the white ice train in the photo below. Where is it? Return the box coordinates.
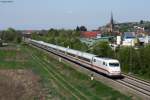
[29,39,121,77]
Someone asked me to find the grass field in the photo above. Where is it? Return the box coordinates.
[0,44,131,100]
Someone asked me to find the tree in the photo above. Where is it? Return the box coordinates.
[92,42,113,57]
[79,26,87,31]
[72,31,80,37]
[76,26,80,31]
[0,28,22,43]
[14,31,22,43]
[140,20,144,24]
[46,28,59,37]
[40,30,48,35]
[31,32,39,39]
[0,39,2,46]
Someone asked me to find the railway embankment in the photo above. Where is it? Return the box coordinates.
[0,44,130,100]
[31,42,150,99]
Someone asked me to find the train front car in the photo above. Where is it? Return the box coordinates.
[92,57,121,77]
[107,59,121,77]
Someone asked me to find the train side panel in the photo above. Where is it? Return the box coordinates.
[92,57,109,75]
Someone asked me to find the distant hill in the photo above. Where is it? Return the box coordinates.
[114,21,150,32]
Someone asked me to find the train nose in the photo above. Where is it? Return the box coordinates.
[109,67,121,75]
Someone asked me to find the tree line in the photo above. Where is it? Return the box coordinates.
[0,28,22,44]
[117,46,150,79]
[31,28,88,51]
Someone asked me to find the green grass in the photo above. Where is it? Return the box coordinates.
[0,44,131,100]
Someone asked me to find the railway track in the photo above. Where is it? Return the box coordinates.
[115,74,150,98]
[29,43,150,99]
[123,73,150,86]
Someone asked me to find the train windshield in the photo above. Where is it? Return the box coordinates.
[109,63,119,67]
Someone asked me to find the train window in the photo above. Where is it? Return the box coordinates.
[103,62,105,65]
[94,59,96,62]
[109,63,119,67]
[78,56,90,62]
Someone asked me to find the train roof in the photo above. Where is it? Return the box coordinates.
[34,39,96,60]
[31,39,119,61]
[95,57,113,60]
[94,56,119,62]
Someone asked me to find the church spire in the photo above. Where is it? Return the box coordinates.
[110,12,114,32]
[110,12,114,27]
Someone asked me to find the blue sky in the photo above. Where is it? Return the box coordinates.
[0,0,150,30]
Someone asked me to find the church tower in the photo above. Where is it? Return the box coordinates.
[110,12,114,32]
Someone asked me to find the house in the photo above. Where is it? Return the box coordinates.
[81,31,101,39]
[122,32,136,46]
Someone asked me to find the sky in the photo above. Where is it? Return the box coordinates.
[0,0,150,30]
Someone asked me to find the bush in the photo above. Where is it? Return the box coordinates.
[92,42,114,58]
[0,28,22,43]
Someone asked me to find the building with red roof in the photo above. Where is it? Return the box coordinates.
[81,31,101,39]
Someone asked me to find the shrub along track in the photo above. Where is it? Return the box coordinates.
[25,46,90,100]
